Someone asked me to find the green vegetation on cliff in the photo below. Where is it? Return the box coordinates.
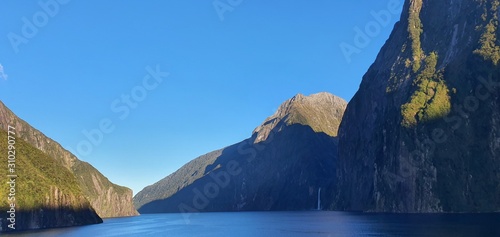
[336,0,500,213]
[72,162,130,199]
[401,52,451,127]
[284,93,346,137]
[72,161,134,218]
[0,101,138,218]
[474,0,500,65]
[252,93,346,143]
[0,130,89,211]
[408,0,423,72]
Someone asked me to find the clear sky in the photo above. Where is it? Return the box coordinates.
[0,0,402,195]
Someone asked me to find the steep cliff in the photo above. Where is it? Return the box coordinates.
[134,92,347,213]
[0,130,102,232]
[0,101,138,219]
[335,0,500,212]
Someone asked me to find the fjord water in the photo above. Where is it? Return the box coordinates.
[5,212,500,237]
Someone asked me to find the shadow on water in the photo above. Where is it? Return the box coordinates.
[0,207,102,234]
[2,211,500,237]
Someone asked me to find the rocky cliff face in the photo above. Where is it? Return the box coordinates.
[0,129,102,232]
[0,101,138,220]
[134,92,347,213]
[72,161,138,218]
[335,0,500,212]
[253,92,346,142]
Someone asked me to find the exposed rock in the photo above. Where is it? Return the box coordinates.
[0,101,138,222]
[72,161,138,218]
[254,92,347,142]
[0,130,102,232]
[335,0,500,212]
[134,92,347,213]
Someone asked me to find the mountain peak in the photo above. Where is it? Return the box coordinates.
[253,92,347,143]
[135,92,344,213]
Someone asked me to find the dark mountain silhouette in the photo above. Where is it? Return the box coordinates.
[134,92,347,213]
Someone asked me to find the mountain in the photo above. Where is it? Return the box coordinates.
[0,101,137,231]
[134,92,347,213]
[334,0,500,212]
[0,129,102,232]
[0,107,101,231]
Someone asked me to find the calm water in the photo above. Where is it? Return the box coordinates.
[4,211,500,237]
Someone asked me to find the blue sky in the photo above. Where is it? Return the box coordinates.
[0,0,402,194]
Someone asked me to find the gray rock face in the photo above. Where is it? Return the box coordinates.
[335,0,500,212]
[134,92,347,213]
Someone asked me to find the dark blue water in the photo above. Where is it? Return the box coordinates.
[4,211,500,237]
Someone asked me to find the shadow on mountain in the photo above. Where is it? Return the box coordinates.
[0,207,102,233]
[139,123,338,213]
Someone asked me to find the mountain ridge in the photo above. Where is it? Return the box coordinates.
[0,129,103,232]
[134,92,347,213]
[0,101,138,220]
[253,92,346,143]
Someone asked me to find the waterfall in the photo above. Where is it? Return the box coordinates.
[317,188,321,210]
